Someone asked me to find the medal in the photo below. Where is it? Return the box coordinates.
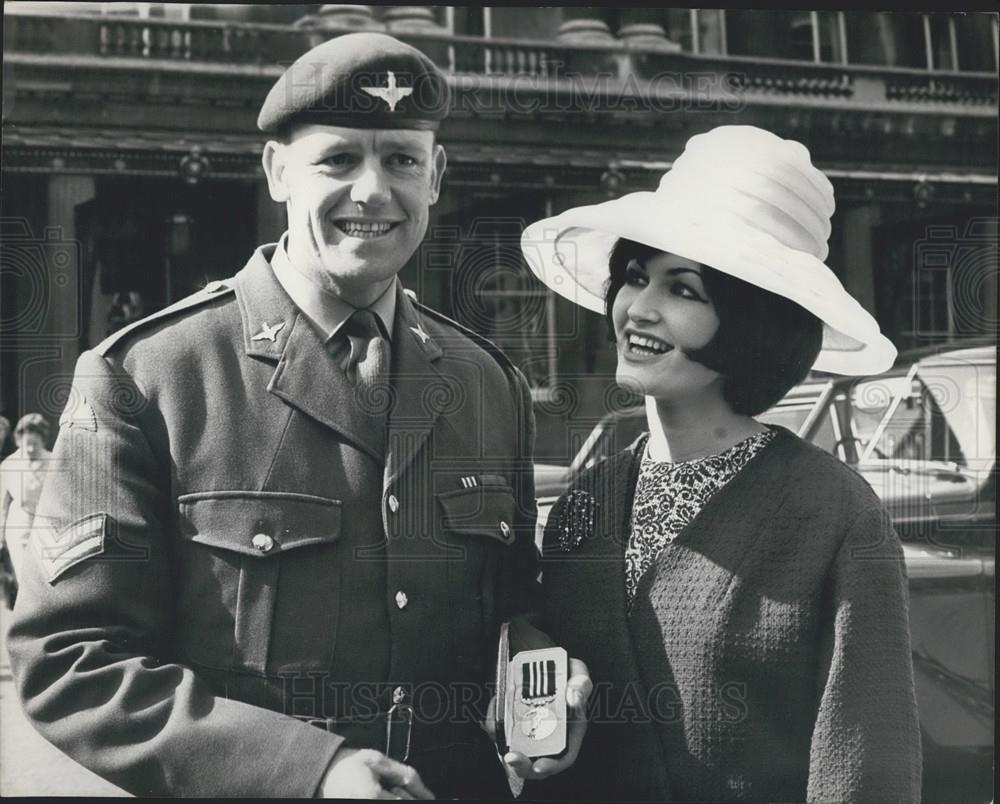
[495,641,568,759]
[518,659,558,740]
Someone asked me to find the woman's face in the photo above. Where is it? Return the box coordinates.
[18,432,46,460]
[611,251,723,403]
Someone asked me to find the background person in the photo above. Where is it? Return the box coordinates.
[0,415,10,457]
[519,125,921,802]
[0,413,53,584]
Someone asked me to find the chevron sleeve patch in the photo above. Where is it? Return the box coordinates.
[33,512,107,584]
[58,392,98,433]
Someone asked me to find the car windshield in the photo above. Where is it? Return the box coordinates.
[851,356,996,469]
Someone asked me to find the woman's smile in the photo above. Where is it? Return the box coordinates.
[621,329,675,362]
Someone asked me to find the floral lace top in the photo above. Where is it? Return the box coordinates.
[625,429,776,605]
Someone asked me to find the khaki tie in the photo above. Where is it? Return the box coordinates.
[339,309,390,455]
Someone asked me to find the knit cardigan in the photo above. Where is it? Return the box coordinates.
[527,427,922,803]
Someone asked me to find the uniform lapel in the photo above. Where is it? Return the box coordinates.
[234,246,385,461]
[384,286,447,488]
[234,245,297,361]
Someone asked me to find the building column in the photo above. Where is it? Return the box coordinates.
[40,174,95,419]
[972,216,997,339]
[557,7,614,44]
[840,203,880,315]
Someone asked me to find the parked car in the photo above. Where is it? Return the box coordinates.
[533,342,995,803]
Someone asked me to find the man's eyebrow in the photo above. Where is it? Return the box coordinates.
[377,135,428,151]
[300,139,356,157]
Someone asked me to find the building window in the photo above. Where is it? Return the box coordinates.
[449,6,485,37]
[817,11,847,63]
[488,7,563,41]
[874,215,997,351]
[845,12,927,69]
[725,10,816,61]
[953,12,999,71]
[693,9,726,55]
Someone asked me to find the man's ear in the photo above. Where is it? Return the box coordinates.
[261,141,290,203]
[429,144,447,206]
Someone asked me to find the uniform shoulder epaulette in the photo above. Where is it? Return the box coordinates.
[412,299,516,374]
[96,279,235,356]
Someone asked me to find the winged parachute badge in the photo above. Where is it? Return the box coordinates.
[251,321,285,342]
[362,71,413,112]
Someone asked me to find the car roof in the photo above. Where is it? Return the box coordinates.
[915,344,995,366]
[897,338,995,365]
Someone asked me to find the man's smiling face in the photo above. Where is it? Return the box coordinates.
[263,124,446,306]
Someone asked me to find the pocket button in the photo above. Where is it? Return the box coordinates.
[252,532,275,552]
[499,520,511,540]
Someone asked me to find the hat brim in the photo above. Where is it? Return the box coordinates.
[521,193,897,375]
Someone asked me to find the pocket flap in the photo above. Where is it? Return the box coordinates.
[177,491,342,557]
[437,486,516,545]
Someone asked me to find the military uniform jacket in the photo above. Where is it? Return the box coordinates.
[8,246,541,798]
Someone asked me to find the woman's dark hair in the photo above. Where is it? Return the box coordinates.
[14,413,50,445]
[605,238,823,416]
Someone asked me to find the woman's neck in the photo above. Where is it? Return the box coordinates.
[647,395,765,463]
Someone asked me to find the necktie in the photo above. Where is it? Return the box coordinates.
[340,309,390,454]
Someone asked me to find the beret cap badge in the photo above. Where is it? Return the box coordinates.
[362,71,413,112]
[553,489,597,552]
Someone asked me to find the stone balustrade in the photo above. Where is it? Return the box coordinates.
[3,11,997,111]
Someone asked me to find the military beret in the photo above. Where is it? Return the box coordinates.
[258,32,450,134]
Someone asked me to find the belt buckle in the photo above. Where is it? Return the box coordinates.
[385,689,414,762]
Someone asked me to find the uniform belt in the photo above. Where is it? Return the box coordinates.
[295,702,414,762]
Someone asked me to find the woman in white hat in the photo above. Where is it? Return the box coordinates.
[519,126,921,802]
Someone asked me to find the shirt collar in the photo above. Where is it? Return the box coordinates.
[269,233,396,342]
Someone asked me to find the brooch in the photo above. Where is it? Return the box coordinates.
[553,489,597,552]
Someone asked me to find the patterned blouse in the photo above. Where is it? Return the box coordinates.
[625,429,776,604]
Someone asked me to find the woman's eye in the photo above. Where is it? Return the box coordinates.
[625,261,648,286]
[672,282,703,301]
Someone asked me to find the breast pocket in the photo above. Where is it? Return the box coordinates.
[435,486,516,660]
[436,486,517,546]
[176,490,342,675]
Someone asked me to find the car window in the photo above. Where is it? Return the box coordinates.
[579,412,646,470]
[757,404,813,434]
[848,375,913,460]
[914,360,995,466]
[854,360,996,467]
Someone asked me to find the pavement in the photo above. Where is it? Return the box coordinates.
[0,604,127,797]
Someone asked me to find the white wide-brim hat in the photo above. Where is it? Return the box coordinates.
[521,125,896,375]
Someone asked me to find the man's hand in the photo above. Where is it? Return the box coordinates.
[316,747,434,799]
[487,658,593,781]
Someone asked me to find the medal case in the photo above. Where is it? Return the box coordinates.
[495,623,568,758]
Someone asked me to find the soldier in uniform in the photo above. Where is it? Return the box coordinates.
[9,33,588,799]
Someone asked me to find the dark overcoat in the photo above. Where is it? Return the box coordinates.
[8,245,539,798]
[527,430,921,803]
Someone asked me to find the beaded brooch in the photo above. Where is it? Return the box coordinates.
[553,489,598,552]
